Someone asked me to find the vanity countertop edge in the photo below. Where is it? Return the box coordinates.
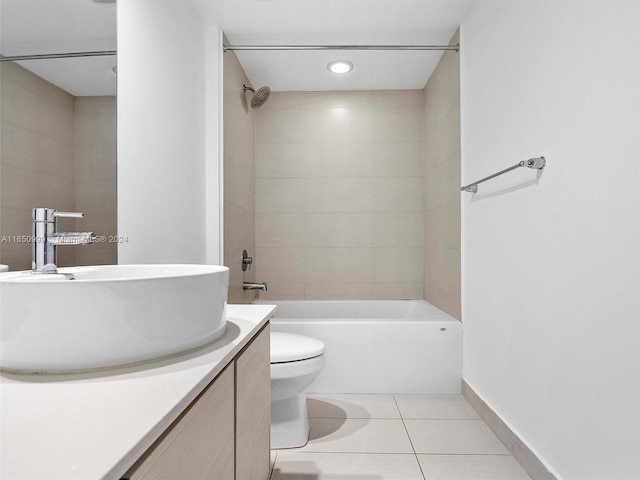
[0,304,277,480]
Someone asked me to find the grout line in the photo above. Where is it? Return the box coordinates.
[274,393,529,478]
[393,394,427,480]
[273,451,435,456]
[415,452,514,457]
[461,380,554,479]
[268,450,277,480]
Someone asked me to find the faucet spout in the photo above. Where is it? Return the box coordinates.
[31,208,96,273]
[243,281,268,291]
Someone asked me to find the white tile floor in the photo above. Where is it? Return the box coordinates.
[269,394,531,480]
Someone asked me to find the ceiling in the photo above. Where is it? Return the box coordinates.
[0,0,116,96]
[193,0,474,91]
[0,0,473,96]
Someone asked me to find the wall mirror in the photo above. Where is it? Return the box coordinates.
[0,0,117,271]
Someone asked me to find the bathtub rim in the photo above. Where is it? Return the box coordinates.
[254,299,461,323]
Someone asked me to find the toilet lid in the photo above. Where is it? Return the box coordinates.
[271,332,325,363]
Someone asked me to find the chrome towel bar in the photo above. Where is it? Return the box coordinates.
[461,156,546,193]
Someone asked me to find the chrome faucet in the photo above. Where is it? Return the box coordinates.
[32,208,97,273]
[243,282,268,291]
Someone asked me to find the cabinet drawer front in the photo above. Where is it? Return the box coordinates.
[236,324,271,480]
[125,364,235,480]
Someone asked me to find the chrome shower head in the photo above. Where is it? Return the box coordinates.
[243,84,271,109]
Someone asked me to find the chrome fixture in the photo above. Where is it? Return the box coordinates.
[0,51,116,62]
[243,84,271,109]
[243,282,268,291]
[224,44,460,52]
[241,250,253,272]
[32,208,97,273]
[460,156,546,193]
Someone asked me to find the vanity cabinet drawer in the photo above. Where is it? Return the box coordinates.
[236,324,271,480]
[124,364,235,480]
[122,323,271,480]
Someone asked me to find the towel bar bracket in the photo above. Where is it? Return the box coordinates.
[523,157,546,169]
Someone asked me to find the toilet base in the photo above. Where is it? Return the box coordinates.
[271,393,310,449]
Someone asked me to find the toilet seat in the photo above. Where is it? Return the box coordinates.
[269,331,326,449]
[271,332,324,363]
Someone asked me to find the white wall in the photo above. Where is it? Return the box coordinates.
[205,27,224,266]
[117,0,222,264]
[461,1,640,479]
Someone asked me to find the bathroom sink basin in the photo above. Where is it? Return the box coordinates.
[0,264,229,373]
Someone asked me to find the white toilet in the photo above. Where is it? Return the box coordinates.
[270,332,325,449]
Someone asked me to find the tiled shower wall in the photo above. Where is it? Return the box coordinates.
[1,62,76,269]
[0,61,116,270]
[74,96,117,266]
[223,48,257,304]
[423,30,461,319]
[255,90,425,300]
[225,36,460,306]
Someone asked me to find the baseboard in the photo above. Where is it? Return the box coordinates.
[461,379,558,480]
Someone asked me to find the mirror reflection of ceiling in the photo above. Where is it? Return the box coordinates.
[192,0,473,91]
[0,0,116,96]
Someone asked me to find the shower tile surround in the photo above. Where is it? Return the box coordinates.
[255,90,426,300]
[74,97,117,267]
[223,46,258,303]
[223,30,460,308]
[253,30,461,311]
[0,61,117,270]
[423,29,461,319]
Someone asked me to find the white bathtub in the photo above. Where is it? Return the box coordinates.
[259,300,462,394]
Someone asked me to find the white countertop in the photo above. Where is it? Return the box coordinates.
[0,304,276,480]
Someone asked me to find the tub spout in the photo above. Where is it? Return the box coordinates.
[243,281,267,291]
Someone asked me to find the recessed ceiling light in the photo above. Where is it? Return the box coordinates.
[327,60,354,74]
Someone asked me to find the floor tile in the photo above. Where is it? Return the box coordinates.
[404,420,510,455]
[308,394,401,419]
[296,418,414,453]
[417,454,531,480]
[272,452,425,480]
[270,393,533,479]
[394,394,480,419]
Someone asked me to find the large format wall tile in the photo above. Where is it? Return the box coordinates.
[255,90,426,300]
[223,47,257,303]
[423,30,461,319]
[0,62,116,270]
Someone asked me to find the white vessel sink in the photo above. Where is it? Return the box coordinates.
[0,264,229,373]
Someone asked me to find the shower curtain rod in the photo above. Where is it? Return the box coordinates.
[223,44,459,52]
[0,50,116,62]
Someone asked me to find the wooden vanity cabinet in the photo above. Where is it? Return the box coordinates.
[123,324,271,480]
[236,322,271,480]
